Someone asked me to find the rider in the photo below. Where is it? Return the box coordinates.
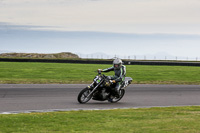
[98,58,126,97]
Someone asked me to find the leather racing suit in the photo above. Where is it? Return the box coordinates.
[102,65,126,96]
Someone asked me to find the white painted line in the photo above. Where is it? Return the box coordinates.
[1,105,200,114]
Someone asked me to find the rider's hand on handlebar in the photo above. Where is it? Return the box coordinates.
[109,80,116,84]
[97,69,102,72]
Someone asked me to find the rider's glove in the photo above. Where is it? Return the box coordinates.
[109,80,116,84]
[97,69,102,72]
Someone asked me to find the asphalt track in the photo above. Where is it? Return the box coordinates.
[1,84,200,114]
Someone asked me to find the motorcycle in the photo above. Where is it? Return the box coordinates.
[77,71,132,104]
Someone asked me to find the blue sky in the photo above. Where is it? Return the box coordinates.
[0,0,200,59]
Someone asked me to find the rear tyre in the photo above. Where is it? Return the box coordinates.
[108,89,125,103]
[78,88,93,104]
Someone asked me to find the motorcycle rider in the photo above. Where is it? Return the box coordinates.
[98,58,126,98]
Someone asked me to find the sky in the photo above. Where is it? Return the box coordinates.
[1,0,200,59]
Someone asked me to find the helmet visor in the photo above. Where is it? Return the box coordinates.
[114,64,119,68]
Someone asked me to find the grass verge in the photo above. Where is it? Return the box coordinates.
[1,106,200,133]
[0,62,200,84]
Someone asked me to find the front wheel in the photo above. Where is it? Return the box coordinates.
[108,89,125,103]
[78,88,93,104]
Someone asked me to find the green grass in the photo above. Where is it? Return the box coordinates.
[0,62,200,84]
[1,106,200,133]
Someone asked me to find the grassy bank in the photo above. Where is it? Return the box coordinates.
[0,62,200,84]
[1,106,200,133]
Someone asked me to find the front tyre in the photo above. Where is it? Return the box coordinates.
[109,89,125,103]
[78,88,93,104]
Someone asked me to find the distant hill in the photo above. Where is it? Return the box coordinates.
[0,52,79,59]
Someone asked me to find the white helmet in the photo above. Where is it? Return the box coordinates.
[113,58,122,70]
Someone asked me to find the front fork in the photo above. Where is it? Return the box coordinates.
[85,80,104,99]
[87,82,95,89]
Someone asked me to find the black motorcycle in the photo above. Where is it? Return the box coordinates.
[77,71,132,104]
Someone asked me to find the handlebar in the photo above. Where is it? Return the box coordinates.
[93,70,108,79]
[93,70,102,74]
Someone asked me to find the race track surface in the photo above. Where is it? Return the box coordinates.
[1,84,200,113]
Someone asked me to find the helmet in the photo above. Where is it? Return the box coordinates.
[113,58,122,70]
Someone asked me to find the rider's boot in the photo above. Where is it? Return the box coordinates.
[108,95,114,102]
[114,82,121,98]
[115,90,120,98]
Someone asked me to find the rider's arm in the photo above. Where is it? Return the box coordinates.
[102,66,114,72]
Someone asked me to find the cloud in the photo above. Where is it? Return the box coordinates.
[0,0,200,34]
[0,22,58,32]
[1,23,200,57]
[1,22,200,40]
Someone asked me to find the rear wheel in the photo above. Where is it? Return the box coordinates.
[108,89,125,103]
[78,88,93,104]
